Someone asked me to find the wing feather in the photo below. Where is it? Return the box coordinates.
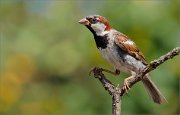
[114,32,148,65]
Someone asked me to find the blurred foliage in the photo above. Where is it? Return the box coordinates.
[0,0,180,115]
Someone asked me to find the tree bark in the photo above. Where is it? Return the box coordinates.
[112,87,121,115]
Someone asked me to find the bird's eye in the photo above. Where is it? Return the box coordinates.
[92,18,98,23]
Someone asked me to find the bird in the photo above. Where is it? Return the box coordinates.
[78,15,166,104]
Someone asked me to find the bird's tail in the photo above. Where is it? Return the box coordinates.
[142,75,167,104]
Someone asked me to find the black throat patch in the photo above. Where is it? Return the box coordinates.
[86,26,109,49]
[94,34,109,49]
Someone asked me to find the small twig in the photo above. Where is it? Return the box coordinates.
[90,47,180,115]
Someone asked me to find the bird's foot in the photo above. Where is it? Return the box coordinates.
[123,78,131,94]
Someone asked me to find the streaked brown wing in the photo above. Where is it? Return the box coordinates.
[114,32,148,65]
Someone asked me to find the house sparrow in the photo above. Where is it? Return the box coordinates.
[79,15,166,104]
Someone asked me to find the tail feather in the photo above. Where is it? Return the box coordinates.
[142,75,167,104]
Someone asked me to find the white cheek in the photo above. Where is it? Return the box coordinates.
[91,23,106,36]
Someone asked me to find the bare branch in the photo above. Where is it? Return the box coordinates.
[91,47,180,115]
[91,68,115,95]
[144,47,180,74]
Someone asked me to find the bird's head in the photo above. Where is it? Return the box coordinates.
[78,15,112,36]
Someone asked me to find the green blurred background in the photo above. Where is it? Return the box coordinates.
[0,0,180,115]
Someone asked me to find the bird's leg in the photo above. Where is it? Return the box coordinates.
[89,67,120,76]
[123,72,136,94]
[103,69,120,76]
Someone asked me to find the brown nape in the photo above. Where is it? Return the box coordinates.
[98,16,112,31]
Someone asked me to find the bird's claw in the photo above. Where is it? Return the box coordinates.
[123,80,131,95]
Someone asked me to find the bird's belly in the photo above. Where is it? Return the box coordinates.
[99,47,129,73]
[99,47,145,73]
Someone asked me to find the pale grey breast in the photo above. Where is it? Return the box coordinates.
[99,33,146,74]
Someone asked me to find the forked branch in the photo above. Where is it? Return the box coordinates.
[90,47,180,115]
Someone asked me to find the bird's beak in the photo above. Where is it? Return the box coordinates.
[78,18,90,26]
